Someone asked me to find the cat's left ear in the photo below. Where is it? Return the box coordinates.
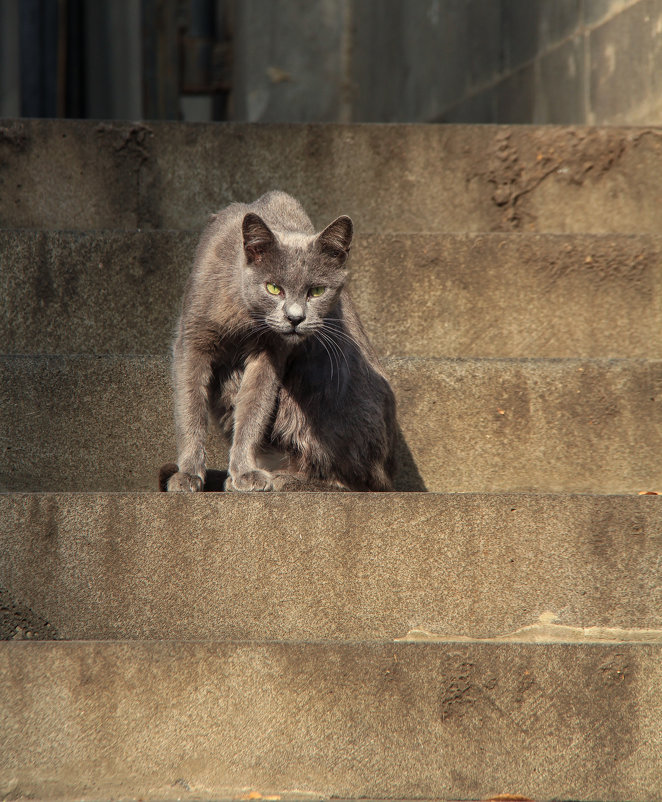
[317,215,353,263]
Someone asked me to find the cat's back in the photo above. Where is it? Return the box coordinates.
[197,191,314,260]
[250,190,315,235]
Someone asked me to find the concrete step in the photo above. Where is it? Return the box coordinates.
[1,355,660,493]
[2,492,661,641]
[2,639,660,801]
[3,229,662,358]
[2,119,661,232]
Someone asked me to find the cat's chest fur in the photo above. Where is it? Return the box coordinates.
[215,335,348,433]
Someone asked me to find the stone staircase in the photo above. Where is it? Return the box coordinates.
[1,119,661,801]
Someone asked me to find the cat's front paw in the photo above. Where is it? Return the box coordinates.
[167,471,204,492]
[226,468,274,491]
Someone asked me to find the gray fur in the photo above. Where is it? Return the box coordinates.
[167,191,397,492]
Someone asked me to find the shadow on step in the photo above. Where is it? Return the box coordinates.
[159,425,427,493]
[394,422,427,491]
[159,425,426,492]
[0,585,58,641]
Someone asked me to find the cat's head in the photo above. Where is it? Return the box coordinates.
[240,212,353,341]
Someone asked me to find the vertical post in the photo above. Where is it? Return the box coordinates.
[212,0,233,120]
[0,0,21,117]
[19,0,59,117]
[63,0,86,118]
[141,0,181,119]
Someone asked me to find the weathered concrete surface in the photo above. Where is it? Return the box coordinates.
[0,229,195,355]
[2,120,662,232]
[391,355,662,494]
[3,110,661,802]
[1,355,660,493]
[4,230,662,359]
[438,1,662,127]
[1,640,661,801]
[0,120,146,229]
[1,492,661,641]
[589,0,662,125]
[350,0,501,124]
[232,0,349,122]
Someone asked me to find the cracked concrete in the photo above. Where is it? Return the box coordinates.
[481,127,662,229]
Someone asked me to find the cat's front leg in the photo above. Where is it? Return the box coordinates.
[225,469,273,492]
[167,335,213,492]
[167,471,204,492]
[227,350,281,491]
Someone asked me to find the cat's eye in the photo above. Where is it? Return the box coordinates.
[266,282,283,296]
[309,286,326,298]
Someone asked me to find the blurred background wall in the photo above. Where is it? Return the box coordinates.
[1,0,661,124]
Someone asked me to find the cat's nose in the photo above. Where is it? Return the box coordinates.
[286,305,305,325]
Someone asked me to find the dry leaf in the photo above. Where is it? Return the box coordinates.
[638,490,661,495]
[485,795,534,802]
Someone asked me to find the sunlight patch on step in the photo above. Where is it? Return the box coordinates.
[396,611,662,643]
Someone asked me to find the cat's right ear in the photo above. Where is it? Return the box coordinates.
[242,213,275,264]
[317,215,353,263]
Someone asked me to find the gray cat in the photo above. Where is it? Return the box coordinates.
[166,190,396,492]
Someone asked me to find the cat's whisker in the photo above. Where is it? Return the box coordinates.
[321,323,358,363]
[235,320,271,346]
[317,327,347,373]
[328,333,363,355]
[218,316,255,343]
[322,324,360,347]
[316,329,345,394]
[322,319,363,350]
[322,332,348,375]
[313,331,335,384]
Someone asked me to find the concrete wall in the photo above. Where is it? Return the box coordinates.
[232,0,353,122]
[438,0,662,125]
[1,0,661,124]
[234,0,662,125]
